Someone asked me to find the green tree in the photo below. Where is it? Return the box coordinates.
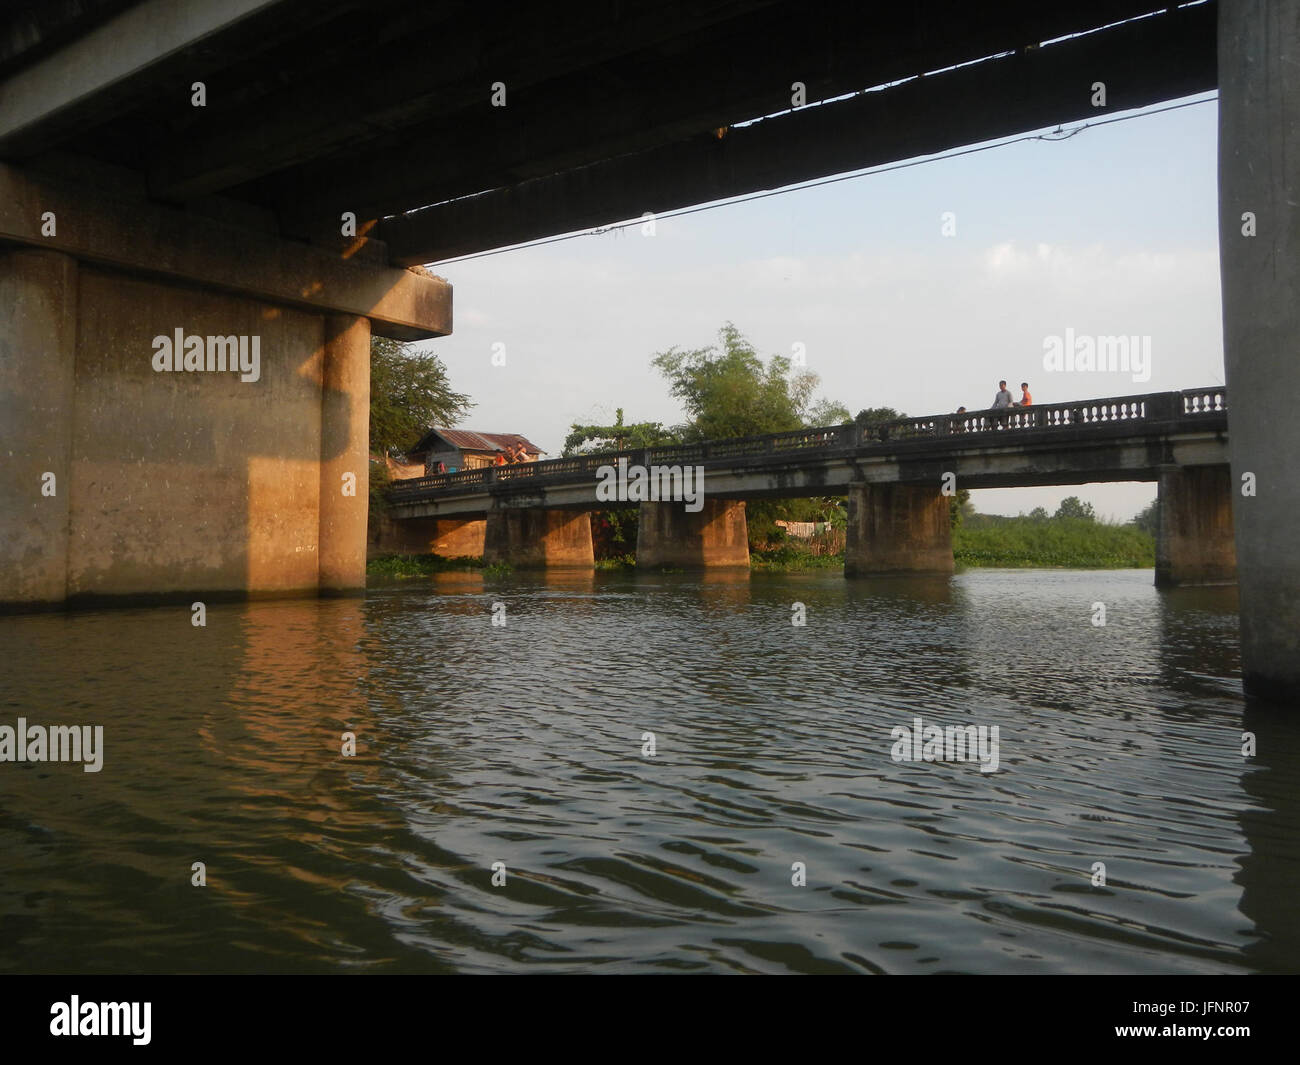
[854,405,907,429]
[651,324,858,548]
[1130,500,1159,537]
[563,408,677,455]
[1055,496,1097,521]
[1027,506,1049,522]
[369,336,474,456]
[652,322,829,440]
[806,399,853,426]
[949,488,973,529]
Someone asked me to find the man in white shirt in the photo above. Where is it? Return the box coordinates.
[991,380,1013,428]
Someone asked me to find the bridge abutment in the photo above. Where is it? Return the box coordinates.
[1155,465,1237,588]
[636,499,749,568]
[844,483,953,577]
[1218,0,1300,699]
[484,509,594,568]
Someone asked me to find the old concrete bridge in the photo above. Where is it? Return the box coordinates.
[0,1,1295,699]
[385,388,1235,586]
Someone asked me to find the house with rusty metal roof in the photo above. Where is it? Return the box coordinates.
[409,428,546,475]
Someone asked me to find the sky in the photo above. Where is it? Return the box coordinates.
[412,90,1223,522]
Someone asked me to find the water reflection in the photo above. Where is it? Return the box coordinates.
[1,569,1294,973]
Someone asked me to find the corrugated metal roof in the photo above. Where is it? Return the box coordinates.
[414,428,544,454]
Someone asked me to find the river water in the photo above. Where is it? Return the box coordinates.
[1,568,1295,974]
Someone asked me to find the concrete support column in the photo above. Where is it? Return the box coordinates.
[1155,465,1237,588]
[0,248,77,606]
[1218,0,1300,699]
[844,483,953,577]
[319,314,371,593]
[635,499,749,568]
[484,509,594,568]
[369,515,486,559]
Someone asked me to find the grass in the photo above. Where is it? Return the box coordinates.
[952,517,1154,568]
[749,544,845,572]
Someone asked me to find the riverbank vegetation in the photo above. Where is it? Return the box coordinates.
[953,511,1154,568]
[367,554,485,577]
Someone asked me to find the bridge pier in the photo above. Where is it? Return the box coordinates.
[844,483,953,577]
[0,248,77,606]
[636,500,749,568]
[370,515,486,559]
[0,157,451,610]
[1155,465,1236,588]
[319,315,371,595]
[1219,0,1300,699]
[484,509,594,568]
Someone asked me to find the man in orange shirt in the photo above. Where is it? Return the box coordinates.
[1019,382,1032,406]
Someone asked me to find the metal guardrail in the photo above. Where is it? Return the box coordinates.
[387,387,1227,504]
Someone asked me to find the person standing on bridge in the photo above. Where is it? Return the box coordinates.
[991,381,1012,428]
[1018,382,1032,407]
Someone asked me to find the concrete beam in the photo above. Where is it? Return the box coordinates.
[150,0,786,201]
[278,0,1164,227]
[0,0,299,157]
[382,3,1216,264]
[0,160,451,339]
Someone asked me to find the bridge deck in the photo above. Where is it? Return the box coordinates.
[388,388,1229,517]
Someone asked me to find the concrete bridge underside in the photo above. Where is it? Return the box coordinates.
[0,0,1296,699]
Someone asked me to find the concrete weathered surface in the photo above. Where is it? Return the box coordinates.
[636,500,749,569]
[484,509,594,568]
[0,160,452,341]
[1218,0,1300,701]
[62,268,325,602]
[319,315,370,594]
[844,483,953,577]
[1155,465,1237,588]
[0,159,451,609]
[0,249,77,605]
[369,516,486,560]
